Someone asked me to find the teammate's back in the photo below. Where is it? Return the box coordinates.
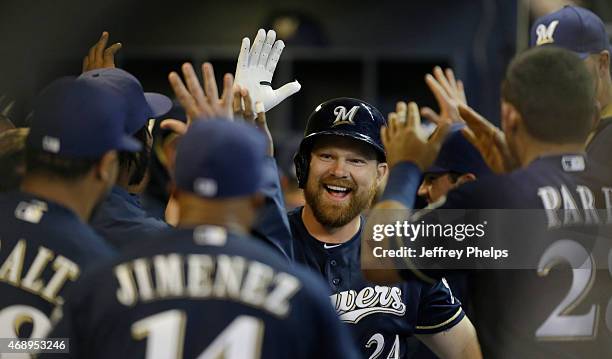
[47,225,357,358]
[442,155,612,358]
[0,74,143,342]
[0,190,114,340]
[368,47,612,358]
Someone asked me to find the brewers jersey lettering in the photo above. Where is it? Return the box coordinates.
[289,208,465,358]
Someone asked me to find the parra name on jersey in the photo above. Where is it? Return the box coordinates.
[537,185,612,227]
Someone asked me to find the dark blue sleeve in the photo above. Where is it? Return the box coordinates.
[251,157,294,261]
[414,279,465,334]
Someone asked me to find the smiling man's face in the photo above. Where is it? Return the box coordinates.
[304,136,386,228]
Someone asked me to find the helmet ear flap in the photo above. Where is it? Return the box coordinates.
[294,138,314,189]
[293,150,309,189]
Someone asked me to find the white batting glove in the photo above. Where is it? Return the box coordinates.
[235,29,301,113]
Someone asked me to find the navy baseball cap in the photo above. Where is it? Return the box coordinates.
[530,6,611,59]
[27,76,142,158]
[79,68,172,134]
[175,120,267,198]
[426,124,491,176]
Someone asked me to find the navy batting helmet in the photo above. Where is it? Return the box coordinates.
[293,97,387,188]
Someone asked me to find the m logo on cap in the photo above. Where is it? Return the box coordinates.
[536,20,560,45]
[332,105,359,126]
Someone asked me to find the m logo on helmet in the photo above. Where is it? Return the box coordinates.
[332,105,360,126]
[535,20,559,46]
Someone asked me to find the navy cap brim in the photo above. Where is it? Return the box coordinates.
[424,165,449,175]
[144,92,173,118]
[117,135,142,152]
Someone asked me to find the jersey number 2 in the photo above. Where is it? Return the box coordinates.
[536,239,612,339]
[366,333,400,359]
[0,305,51,359]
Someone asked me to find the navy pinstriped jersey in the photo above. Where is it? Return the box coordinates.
[0,190,115,341]
[414,154,612,358]
[288,208,465,359]
[43,226,359,359]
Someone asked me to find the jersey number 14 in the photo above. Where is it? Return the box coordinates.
[132,310,264,359]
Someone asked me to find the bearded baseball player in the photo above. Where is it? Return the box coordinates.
[281,98,479,358]
[224,27,482,358]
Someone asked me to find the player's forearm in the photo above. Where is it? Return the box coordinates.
[251,156,294,260]
[362,162,421,283]
[416,316,483,359]
[377,161,422,209]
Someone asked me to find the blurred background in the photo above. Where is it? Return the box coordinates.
[0,0,610,147]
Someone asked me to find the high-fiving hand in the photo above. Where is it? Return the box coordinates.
[168,62,234,122]
[421,67,467,126]
[458,104,518,174]
[234,29,301,113]
[383,101,451,171]
[421,66,518,174]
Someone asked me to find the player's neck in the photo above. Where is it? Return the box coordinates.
[519,141,585,168]
[598,77,612,117]
[20,175,98,222]
[302,204,361,244]
[115,168,147,194]
[176,194,252,236]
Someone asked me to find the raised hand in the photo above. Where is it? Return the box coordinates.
[234,29,301,113]
[383,101,451,171]
[421,67,467,126]
[82,31,122,72]
[233,87,273,156]
[168,62,234,122]
[458,104,518,174]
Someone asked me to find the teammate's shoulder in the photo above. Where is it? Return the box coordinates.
[287,206,302,222]
[587,117,612,154]
[118,226,293,269]
[442,173,509,209]
[286,206,309,240]
[0,190,115,260]
[583,156,612,184]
